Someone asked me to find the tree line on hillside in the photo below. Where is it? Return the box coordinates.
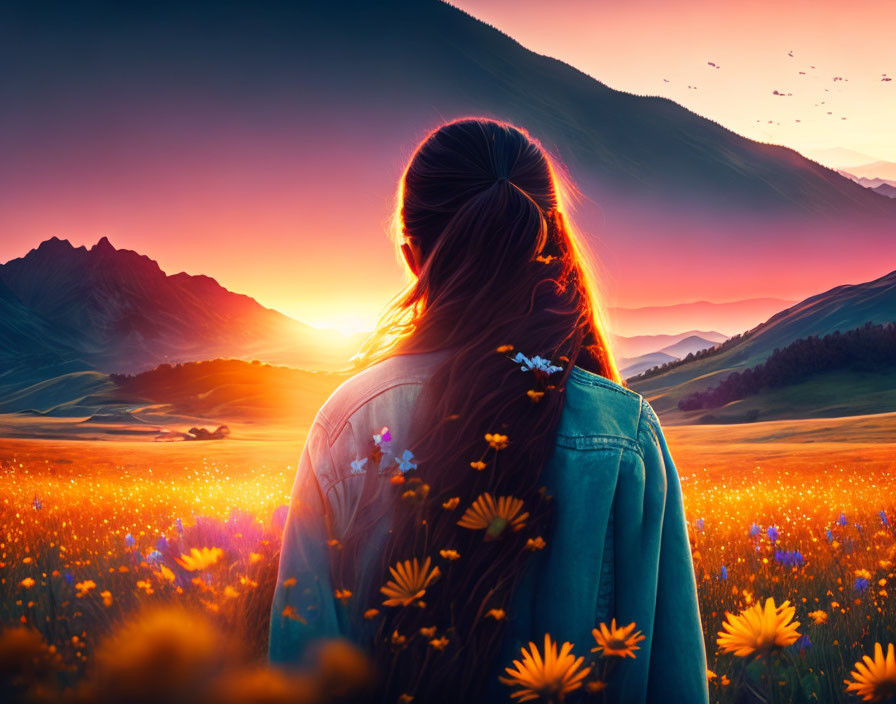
[677,322,896,411]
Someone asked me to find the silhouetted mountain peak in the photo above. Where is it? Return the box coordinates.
[92,236,116,254]
[34,236,75,254]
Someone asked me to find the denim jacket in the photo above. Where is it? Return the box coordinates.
[269,350,709,704]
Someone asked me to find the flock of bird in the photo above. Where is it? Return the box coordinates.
[659,50,891,127]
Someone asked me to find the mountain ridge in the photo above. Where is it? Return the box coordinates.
[0,237,362,374]
[629,268,896,415]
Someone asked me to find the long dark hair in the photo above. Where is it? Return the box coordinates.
[344,118,619,702]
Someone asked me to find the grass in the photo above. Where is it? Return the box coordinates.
[1,416,894,703]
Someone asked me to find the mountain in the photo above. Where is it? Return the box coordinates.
[611,330,727,359]
[609,299,794,337]
[618,352,680,379]
[617,334,720,378]
[872,184,896,199]
[629,269,896,415]
[804,147,883,169]
[0,237,362,374]
[657,335,720,358]
[3,0,895,313]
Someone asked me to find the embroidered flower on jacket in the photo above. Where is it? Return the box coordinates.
[350,457,368,475]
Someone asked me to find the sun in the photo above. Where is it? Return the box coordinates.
[301,315,373,337]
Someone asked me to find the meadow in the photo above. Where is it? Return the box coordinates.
[1,413,894,703]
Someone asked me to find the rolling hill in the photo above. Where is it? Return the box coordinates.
[629,269,896,417]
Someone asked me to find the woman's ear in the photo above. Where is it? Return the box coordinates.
[401,240,422,277]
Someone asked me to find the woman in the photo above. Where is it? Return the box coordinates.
[270,118,708,703]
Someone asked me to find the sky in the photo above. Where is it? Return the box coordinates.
[452,0,896,168]
[0,0,893,335]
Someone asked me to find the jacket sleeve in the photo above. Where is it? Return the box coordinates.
[641,402,709,704]
[268,421,343,666]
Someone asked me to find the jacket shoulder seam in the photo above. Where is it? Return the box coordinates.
[320,377,428,446]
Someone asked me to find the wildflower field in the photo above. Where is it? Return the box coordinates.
[1,412,895,703]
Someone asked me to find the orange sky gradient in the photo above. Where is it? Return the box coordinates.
[1,1,893,336]
[452,0,896,167]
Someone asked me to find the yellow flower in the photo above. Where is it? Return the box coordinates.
[100,590,113,607]
[439,549,460,561]
[282,605,306,623]
[419,626,437,638]
[856,569,873,580]
[497,345,515,354]
[282,577,297,588]
[458,493,529,540]
[485,433,509,450]
[429,636,449,651]
[470,460,487,472]
[844,642,896,702]
[160,565,176,582]
[335,589,352,602]
[398,695,414,704]
[381,557,441,607]
[486,609,507,621]
[391,630,407,647]
[586,680,607,693]
[591,619,645,659]
[716,597,801,657]
[525,537,546,551]
[500,634,589,702]
[175,547,223,572]
[808,610,828,625]
[363,608,380,620]
[20,577,35,588]
[442,497,460,510]
[249,551,264,563]
[75,580,96,596]
[527,390,545,403]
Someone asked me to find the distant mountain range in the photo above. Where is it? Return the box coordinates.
[608,299,793,337]
[843,161,896,181]
[629,269,896,419]
[0,237,363,375]
[614,331,727,377]
[838,170,896,199]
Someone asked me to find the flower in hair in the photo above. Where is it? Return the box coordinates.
[458,493,529,540]
[485,433,509,450]
[381,557,442,607]
[373,426,391,447]
[397,449,417,473]
[512,352,563,375]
